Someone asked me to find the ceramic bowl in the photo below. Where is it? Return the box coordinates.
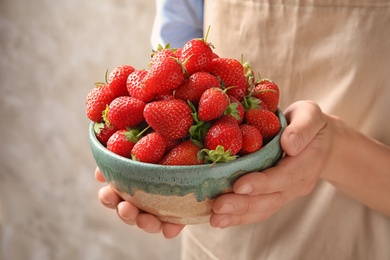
[89,109,287,225]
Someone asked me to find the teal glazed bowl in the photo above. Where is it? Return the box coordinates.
[89,109,287,224]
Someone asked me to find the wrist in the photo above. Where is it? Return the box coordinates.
[320,114,390,215]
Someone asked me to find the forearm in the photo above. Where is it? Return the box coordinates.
[322,115,390,216]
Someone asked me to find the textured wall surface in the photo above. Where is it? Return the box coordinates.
[0,0,181,259]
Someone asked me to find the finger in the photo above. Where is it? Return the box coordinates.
[98,185,123,209]
[233,134,326,196]
[281,100,327,156]
[211,180,313,228]
[117,201,139,225]
[94,167,106,182]
[213,193,283,216]
[136,213,163,233]
[210,209,273,228]
[216,177,314,216]
[162,223,186,239]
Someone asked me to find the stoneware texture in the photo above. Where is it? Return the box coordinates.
[89,109,287,224]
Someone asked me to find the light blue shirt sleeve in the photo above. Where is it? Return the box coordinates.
[151,0,204,49]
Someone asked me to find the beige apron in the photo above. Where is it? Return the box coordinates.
[181,0,390,259]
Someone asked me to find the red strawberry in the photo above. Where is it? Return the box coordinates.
[86,84,116,122]
[94,122,118,147]
[106,129,140,158]
[106,96,146,129]
[131,132,167,163]
[126,69,156,102]
[159,140,204,166]
[144,56,186,95]
[174,72,220,104]
[252,79,280,112]
[204,115,243,156]
[150,47,176,67]
[174,48,182,59]
[239,124,263,155]
[179,38,214,75]
[226,73,249,101]
[143,99,193,139]
[108,65,135,97]
[245,108,281,140]
[198,87,229,121]
[210,58,244,88]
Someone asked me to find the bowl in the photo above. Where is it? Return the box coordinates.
[89,109,287,225]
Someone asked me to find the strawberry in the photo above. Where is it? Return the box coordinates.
[175,72,220,104]
[174,48,182,59]
[179,37,214,75]
[106,128,141,158]
[131,132,167,163]
[252,79,280,112]
[86,84,116,122]
[245,108,281,140]
[204,115,243,156]
[198,87,229,122]
[239,124,263,155]
[225,73,249,101]
[150,44,176,67]
[144,56,186,95]
[209,58,244,88]
[94,122,118,147]
[106,96,146,129]
[126,69,156,102]
[108,64,135,97]
[143,99,193,139]
[159,140,204,166]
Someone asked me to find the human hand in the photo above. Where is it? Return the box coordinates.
[209,100,333,228]
[95,167,185,238]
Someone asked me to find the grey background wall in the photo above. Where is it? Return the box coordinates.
[0,0,181,259]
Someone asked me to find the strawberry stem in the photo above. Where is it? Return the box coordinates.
[136,125,151,138]
[188,101,210,144]
[204,25,211,42]
[199,145,237,167]
[223,102,241,120]
[104,69,109,84]
[242,96,265,111]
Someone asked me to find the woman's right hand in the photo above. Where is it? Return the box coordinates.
[95,167,185,239]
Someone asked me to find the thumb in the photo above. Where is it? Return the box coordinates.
[281,101,327,156]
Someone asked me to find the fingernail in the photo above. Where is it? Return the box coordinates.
[236,184,253,194]
[100,198,113,207]
[217,217,230,228]
[217,203,234,214]
[98,193,113,207]
[289,133,300,153]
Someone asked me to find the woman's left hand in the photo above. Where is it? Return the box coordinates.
[210,100,332,228]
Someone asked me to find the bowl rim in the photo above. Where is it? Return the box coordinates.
[89,108,287,170]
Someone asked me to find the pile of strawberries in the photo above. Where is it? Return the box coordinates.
[86,36,281,166]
